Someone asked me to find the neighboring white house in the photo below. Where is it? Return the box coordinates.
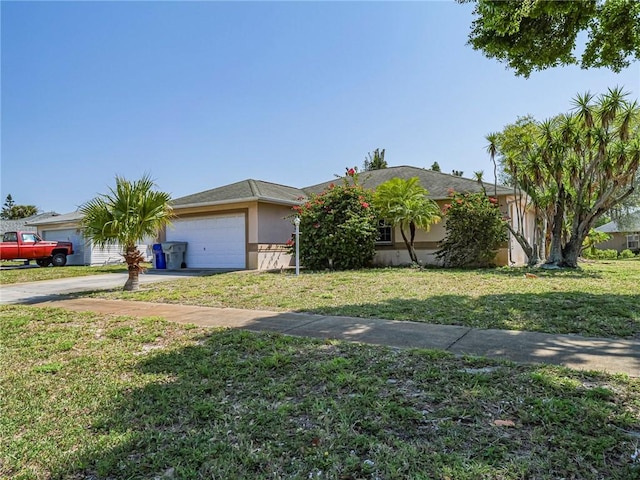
[26,211,153,266]
[0,211,58,236]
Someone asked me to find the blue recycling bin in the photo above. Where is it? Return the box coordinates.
[152,244,166,269]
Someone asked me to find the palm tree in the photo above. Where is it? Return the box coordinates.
[485,132,499,198]
[373,177,441,264]
[363,148,388,171]
[80,175,173,291]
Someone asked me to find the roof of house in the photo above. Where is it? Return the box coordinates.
[26,211,84,226]
[303,165,513,199]
[173,166,514,209]
[172,179,306,208]
[595,212,640,233]
[33,167,516,217]
[0,211,59,233]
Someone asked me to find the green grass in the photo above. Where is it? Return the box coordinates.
[92,259,640,339]
[0,262,150,284]
[2,305,639,480]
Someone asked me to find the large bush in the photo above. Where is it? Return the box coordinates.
[436,191,507,268]
[291,168,378,270]
[619,249,636,259]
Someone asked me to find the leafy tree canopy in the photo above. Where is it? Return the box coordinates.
[1,194,38,220]
[462,0,640,77]
[582,228,611,256]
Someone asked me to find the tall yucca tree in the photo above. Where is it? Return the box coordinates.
[373,177,441,264]
[490,87,639,268]
[487,87,640,267]
[553,87,640,267]
[80,175,173,291]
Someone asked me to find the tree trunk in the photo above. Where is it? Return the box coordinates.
[545,189,566,267]
[124,267,140,291]
[123,245,144,291]
[560,237,582,268]
[400,227,418,264]
[537,216,547,263]
[505,224,536,267]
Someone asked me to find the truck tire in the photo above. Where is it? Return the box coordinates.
[36,258,52,267]
[51,253,67,267]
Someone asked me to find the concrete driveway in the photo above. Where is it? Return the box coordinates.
[0,270,210,305]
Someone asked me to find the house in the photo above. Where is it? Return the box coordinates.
[0,211,58,235]
[163,166,535,269]
[27,166,536,269]
[165,179,304,270]
[595,212,640,253]
[26,211,152,266]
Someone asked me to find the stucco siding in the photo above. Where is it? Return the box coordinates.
[257,244,294,270]
[257,203,294,244]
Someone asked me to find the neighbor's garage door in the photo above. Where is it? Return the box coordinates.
[166,213,246,268]
[42,228,85,265]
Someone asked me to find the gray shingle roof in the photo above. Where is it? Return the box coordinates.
[0,212,59,233]
[172,179,306,207]
[595,212,640,233]
[170,166,515,209]
[303,166,513,199]
[26,211,84,226]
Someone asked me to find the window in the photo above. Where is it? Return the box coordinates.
[377,219,392,244]
[3,232,17,242]
[627,234,639,250]
[21,233,38,243]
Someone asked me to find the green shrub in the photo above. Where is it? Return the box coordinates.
[435,191,507,268]
[619,249,636,259]
[290,168,378,270]
[582,228,611,257]
[582,249,619,260]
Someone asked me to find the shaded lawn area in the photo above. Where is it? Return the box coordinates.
[2,306,639,480]
[92,259,640,339]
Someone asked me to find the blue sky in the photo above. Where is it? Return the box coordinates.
[2,1,639,214]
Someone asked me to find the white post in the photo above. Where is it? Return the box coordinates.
[294,216,300,276]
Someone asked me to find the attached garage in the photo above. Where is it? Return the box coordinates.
[165,213,246,268]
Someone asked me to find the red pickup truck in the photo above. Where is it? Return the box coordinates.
[0,231,74,267]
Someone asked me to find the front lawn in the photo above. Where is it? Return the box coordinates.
[94,259,640,339]
[2,306,639,479]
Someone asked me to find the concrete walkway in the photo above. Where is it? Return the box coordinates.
[30,297,640,377]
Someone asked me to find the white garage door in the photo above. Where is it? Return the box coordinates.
[42,228,85,266]
[166,213,246,268]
